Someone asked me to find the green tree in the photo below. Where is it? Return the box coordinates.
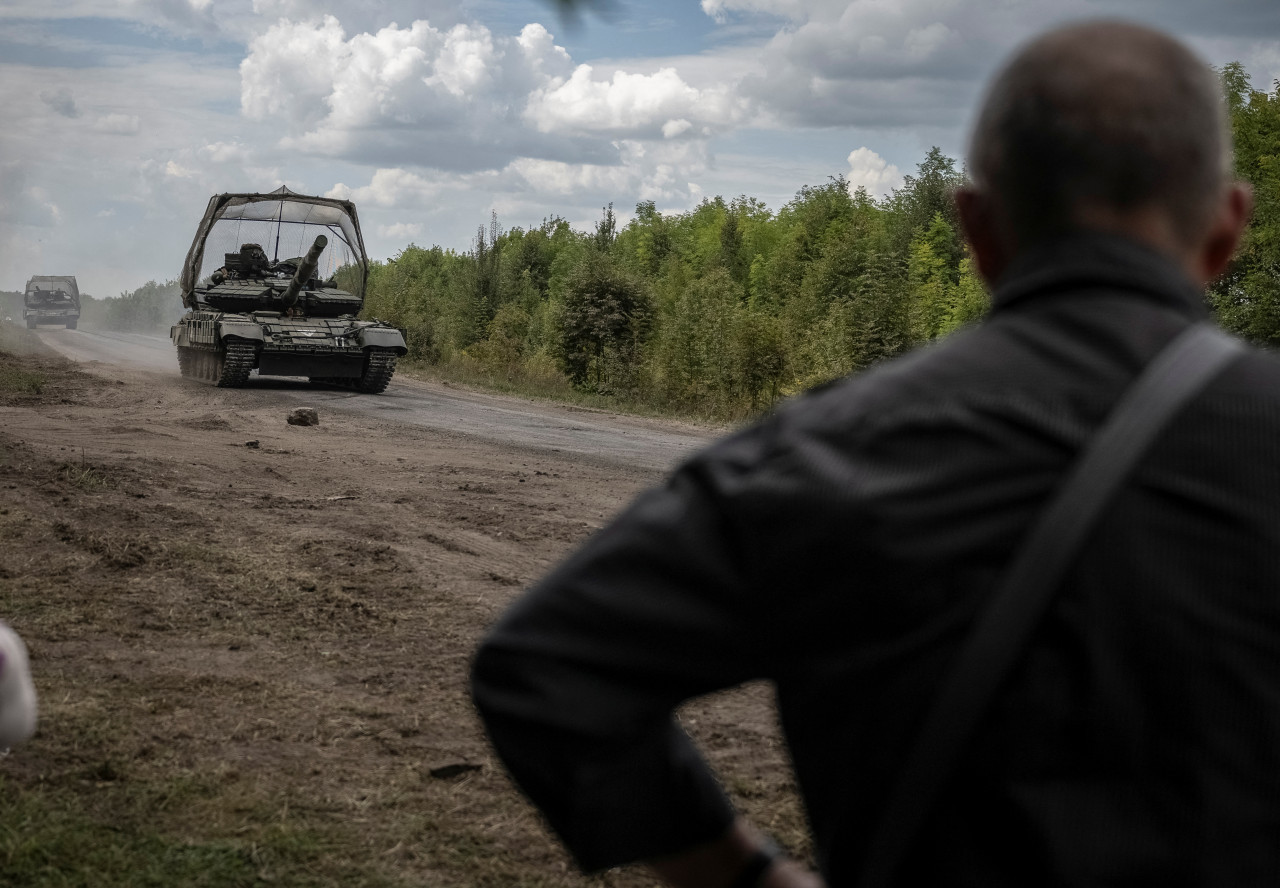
[558,252,651,392]
[618,200,674,277]
[467,211,503,345]
[593,203,617,252]
[1209,64,1280,345]
[100,280,183,333]
[938,256,989,335]
[907,213,957,340]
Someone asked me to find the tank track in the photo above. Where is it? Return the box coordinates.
[310,349,397,394]
[177,342,256,387]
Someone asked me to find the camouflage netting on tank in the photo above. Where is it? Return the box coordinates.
[181,187,367,302]
[25,276,80,298]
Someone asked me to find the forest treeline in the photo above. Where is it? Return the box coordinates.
[360,64,1278,419]
[364,146,982,419]
[78,280,183,332]
[88,64,1277,420]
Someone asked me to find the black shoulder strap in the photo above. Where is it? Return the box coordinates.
[857,322,1245,888]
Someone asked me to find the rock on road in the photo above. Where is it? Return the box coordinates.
[31,326,719,472]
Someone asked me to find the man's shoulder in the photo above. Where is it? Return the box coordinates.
[1210,339,1280,392]
[690,323,1010,475]
[693,318,1280,480]
[769,323,1017,436]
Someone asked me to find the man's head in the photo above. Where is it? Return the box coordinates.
[957,21,1251,287]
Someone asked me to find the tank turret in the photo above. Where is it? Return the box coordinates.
[281,234,327,311]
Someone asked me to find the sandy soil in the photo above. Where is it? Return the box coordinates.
[0,325,809,887]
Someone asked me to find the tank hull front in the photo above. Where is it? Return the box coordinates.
[23,308,80,327]
[172,308,406,392]
[257,350,364,379]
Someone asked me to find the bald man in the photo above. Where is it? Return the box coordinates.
[472,21,1277,888]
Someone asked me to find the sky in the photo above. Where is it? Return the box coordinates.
[2,0,1278,299]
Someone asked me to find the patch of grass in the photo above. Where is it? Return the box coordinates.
[0,775,403,888]
[400,357,729,427]
[0,365,47,396]
[0,322,56,358]
[163,541,227,566]
[58,461,114,490]
[49,519,157,569]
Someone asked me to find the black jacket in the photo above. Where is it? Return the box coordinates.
[471,235,1280,886]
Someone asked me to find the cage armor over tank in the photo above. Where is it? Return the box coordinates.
[171,187,407,392]
[22,275,81,330]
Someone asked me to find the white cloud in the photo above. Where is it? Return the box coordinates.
[700,0,812,23]
[505,157,638,195]
[525,65,747,138]
[720,0,1019,129]
[240,14,349,127]
[904,22,958,61]
[0,163,62,227]
[240,18,583,169]
[662,118,693,139]
[377,221,423,240]
[324,182,353,200]
[515,21,573,80]
[845,147,902,198]
[238,14,743,182]
[247,0,461,33]
[328,167,440,207]
[423,22,497,97]
[501,139,708,204]
[200,141,249,163]
[92,113,141,135]
[6,0,1280,298]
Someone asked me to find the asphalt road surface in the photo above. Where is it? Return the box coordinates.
[32,326,718,472]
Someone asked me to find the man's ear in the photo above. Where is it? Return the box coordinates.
[955,187,1011,288]
[1195,182,1253,286]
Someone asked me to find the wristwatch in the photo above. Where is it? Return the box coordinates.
[726,836,783,888]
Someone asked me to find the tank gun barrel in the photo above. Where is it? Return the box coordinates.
[281,234,328,310]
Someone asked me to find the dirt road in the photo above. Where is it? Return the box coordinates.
[0,325,805,888]
[34,326,714,472]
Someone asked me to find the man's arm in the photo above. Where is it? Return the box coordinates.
[471,438,802,876]
[650,818,826,888]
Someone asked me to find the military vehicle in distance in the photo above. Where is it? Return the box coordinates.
[24,275,81,330]
[172,186,406,392]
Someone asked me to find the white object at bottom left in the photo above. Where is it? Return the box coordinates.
[0,621,38,750]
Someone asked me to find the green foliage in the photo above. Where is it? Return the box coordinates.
[0,774,397,888]
[0,365,47,395]
[558,248,651,394]
[87,280,183,333]
[1209,64,1280,345]
[1,289,24,320]
[364,146,995,418]
[940,258,990,335]
[909,213,990,339]
[653,266,746,411]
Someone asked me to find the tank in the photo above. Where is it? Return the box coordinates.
[23,275,81,329]
[171,186,407,392]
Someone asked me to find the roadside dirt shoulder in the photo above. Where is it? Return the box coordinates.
[0,330,806,887]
